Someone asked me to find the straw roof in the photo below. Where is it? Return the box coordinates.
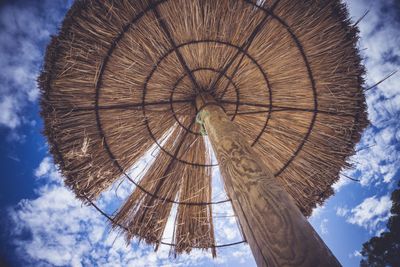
[39,0,368,256]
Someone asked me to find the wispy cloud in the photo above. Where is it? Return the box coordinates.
[34,156,62,182]
[333,0,400,191]
[0,0,71,132]
[335,206,349,217]
[320,218,329,235]
[3,0,399,266]
[349,250,361,259]
[7,157,253,266]
[337,195,391,233]
[309,204,326,219]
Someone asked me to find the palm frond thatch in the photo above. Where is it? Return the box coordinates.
[39,0,368,256]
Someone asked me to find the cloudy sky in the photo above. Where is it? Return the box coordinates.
[0,0,399,266]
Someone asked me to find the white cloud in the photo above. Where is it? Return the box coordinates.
[342,195,391,232]
[332,173,353,192]
[309,204,326,219]
[0,96,21,128]
[374,227,386,237]
[8,157,254,266]
[351,0,400,124]
[0,0,71,132]
[335,206,349,217]
[349,250,361,259]
[320,219,329,235]
[347,126,400,187]
[3,0,399,264]
[333,0,400,192]
[34,156,62,182]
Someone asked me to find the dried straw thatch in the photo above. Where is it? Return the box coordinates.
[39,0,368,256]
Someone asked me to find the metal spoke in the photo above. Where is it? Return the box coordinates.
[210,0,281,99]
[152,5,202,94]
[221,100,357,118]
[53,99,193,112]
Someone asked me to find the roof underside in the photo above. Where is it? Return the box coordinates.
[39,0,368,256]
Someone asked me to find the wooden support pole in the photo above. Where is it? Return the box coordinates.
[196,94,341,267]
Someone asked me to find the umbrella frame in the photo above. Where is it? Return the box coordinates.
[39,0,368,264]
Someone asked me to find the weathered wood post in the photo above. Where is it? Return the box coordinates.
[196,94,341,267]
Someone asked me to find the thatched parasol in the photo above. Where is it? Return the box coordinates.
[39,0,368,266]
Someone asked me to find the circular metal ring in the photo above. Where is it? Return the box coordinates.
[85,196,246,248]
[142,40,272,166]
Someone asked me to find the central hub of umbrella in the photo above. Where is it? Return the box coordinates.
[169,67,240,136]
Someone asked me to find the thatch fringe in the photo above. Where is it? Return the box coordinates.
[173,134,215,257]
[113,124,186,246]
[113,118,215,255]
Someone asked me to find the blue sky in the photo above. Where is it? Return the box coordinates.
[0,0,399,266]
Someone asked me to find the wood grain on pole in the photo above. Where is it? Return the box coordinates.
[196,94,341,267]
